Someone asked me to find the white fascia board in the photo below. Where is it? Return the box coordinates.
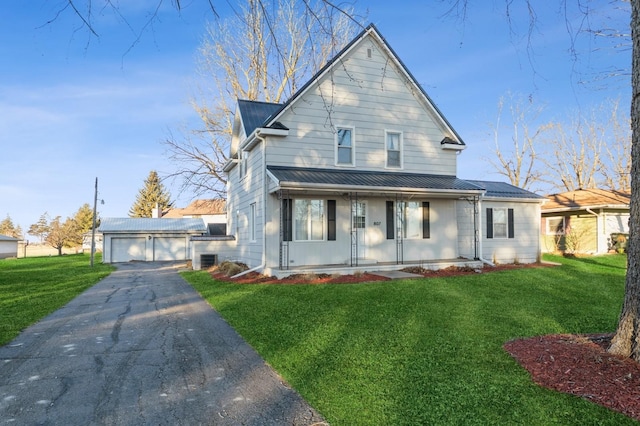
[257,127,289,137]
[483,196,546,204]
[441,143,466,151]
[542,204,630,213]
[275,181,484,197]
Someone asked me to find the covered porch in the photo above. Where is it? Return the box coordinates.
[266,166,486,274]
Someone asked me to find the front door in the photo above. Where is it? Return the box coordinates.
[352,201,367,259]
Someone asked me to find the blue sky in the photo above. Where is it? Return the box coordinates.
[0,1,631,237]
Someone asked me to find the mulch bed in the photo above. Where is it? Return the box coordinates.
[504,333,640,421]
[209,271,390,284]
[210,262,551,285]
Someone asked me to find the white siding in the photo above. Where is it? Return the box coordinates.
[265,35,458,176]
[263,196,459,269]
[0,240,18,259]
[481,201,541,264]
[227,141,265,268]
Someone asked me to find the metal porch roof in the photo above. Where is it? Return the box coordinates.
[267,166,484,194]
[466,180,544,200]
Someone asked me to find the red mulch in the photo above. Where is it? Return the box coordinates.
[210,262,551,285]
[209,271,390,284]
[505,333,640,421]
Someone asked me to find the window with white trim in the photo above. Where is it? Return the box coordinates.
[294,199,325,241]
[493,208,508,238]
[240,149,249,178]
[336,127,354,166]
[397,201,422,239]
[546,216,566,235]
[386,131,402,168]
[250,203,256,241]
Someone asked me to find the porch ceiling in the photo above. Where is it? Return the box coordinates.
[267,165,485,198]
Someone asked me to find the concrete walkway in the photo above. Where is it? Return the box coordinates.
[0,262,324,425]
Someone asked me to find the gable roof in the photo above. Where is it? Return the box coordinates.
[163,199,226,218]
[267,165,483,195]
[542,189,631,212]
[0,234,19,242]
[99,218,207,233]
[234,23,465,148]
[237,100,284,136]
[466,180,544,200]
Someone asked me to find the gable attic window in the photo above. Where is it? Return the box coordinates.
[336,127,354,166]
[386,131,402,168]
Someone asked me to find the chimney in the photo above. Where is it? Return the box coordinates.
[152,203,162,218]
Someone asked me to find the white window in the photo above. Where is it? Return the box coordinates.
[546,216,566,235]
[294,199,325,241]
[398,201,422,239]
[386,131,402,168]
[492,208,508,239]
[240,150,249,178]
[336,127,354,166]
[250,203,256,241]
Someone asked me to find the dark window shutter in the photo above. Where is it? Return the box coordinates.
[283,199,293,241]
[486,208,493,239]
[422,202,430,239]
[386,201,394,239]
[328,200,336,241]
[508,208,514,239]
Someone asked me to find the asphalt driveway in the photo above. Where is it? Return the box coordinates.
[0,262,324,425]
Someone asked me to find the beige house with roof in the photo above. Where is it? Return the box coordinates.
[541,189,630,254]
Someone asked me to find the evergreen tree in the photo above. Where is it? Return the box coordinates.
[129,170,172,218]
[0,215,22,238]
[28,212,50,243]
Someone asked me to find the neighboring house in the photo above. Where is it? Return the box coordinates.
[541,188,631,254]
[0,234,19,259]
[163,199,227,235]
[192,24,544,274]
[82,231,103,252]
[100,218,206,263]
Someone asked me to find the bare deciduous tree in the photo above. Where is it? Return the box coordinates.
[600,100,632,191]
[488,93,548,191]
[542,113,604,191]
[541,100,630,192]
[163,0,360,197]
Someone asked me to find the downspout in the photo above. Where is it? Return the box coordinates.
[231,131,268,279]
[476,195,495,267]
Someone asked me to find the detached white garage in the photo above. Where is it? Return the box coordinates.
[99,218,207,263]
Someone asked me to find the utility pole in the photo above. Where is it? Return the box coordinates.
[90,177,98,267]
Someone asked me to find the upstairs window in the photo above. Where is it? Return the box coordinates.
[336,127,354,166]
[386,131,402,168]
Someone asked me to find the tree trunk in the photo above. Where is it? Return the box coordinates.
[609,0,640,360]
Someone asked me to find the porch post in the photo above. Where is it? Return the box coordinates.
[475,196,482,261]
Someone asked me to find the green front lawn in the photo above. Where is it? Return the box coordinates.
[183,254,632,425]
[0,253,114,346]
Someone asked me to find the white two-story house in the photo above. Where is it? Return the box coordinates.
[192,24,544,275]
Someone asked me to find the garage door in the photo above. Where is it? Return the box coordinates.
[153,237,187,261]
[111,237,146,262]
